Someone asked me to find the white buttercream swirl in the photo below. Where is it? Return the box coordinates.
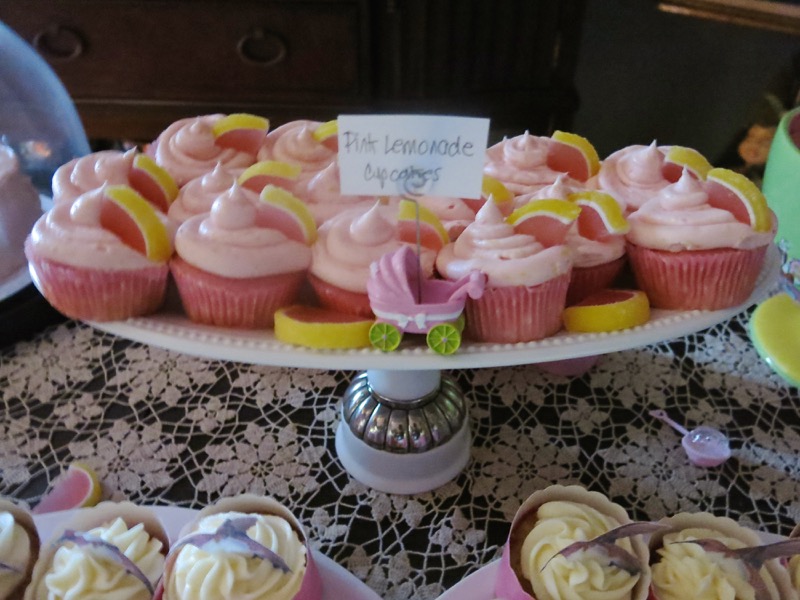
[520,501,639,600]
[627,171,773,251]
[258,120,336,173]
[175,184,311,278]
[51,150,135,205]
[0,511,30,597]
[151,115,255,186]
[166,511,306,600]
[483,132,563,195]
[597,142,670,212]
[651,528,776,600]
[43,517,164,600]
[27,188,170,269]
[310,201,434,293]
[436,202,571,287]
[168,164,238,223]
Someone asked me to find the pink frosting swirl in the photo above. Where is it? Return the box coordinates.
[292,162,375,224]
[175,184,311,278]
[168,164,238,223]
[596,142,671,212]
[436,202,572,287]
[513,174,586,208]
[150,115,255,187]
[51,149,135,205]
[27,187,167,270]
[310,201,434,293]
[483,132,563,195]
[257,120,336,174]
[627,171,774,251]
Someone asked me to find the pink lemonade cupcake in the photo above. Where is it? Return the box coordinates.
[0,499,39,600]
[308,200,437,317]
[495,485,651,600]
[291,162,375,225]
[626,169,774,310]
[484,132,571,196]
[0,144,42,281]
[167,163,238,224]
[25,502,168,600]
[51,149,136,205]
[158,495,321,600]
[436,201,572,343]
[648,513,794,600]
[148,114,262,187]
[594,142,673,214]
[25,185,173,321]
[258,120,337,178]
[171,184,314,328]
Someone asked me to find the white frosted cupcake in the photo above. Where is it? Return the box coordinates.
[0,499,39,600]
[159,495,321,600]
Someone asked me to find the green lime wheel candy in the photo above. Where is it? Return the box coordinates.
[427,322,462,355]
[369,322,402,352]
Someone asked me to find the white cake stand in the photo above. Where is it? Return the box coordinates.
[87,247,779,494]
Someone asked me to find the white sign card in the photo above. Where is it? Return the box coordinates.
[337,115,490,199]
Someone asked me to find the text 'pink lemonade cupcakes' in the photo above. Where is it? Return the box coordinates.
[495,485,651,600]
[171,184,314,328]
[626,169,774,310]
[436,201,572,343]
[25,185,174,321]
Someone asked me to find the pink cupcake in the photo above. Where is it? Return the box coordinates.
[626,170,773,310]
[484,132,580,196]
[51,149,136,205]
[594,142,672,214]
[436,201,572,343]
[25,186,173,321]
[148,115,257,187]
[167,163,238,224]
[308,200,434,317]
[0,144,43,281]
[171,184,313,328]
[291,162,375,225]
[257,120,336,178]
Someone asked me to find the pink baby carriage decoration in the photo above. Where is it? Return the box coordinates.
[366,245,486,354]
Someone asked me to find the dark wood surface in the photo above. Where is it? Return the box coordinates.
[0,0,587,142]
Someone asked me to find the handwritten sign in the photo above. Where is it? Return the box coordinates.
[337,115,490,198]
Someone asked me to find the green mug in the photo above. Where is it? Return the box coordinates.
[763,106,800,260]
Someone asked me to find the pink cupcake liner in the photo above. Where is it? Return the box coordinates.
[465,272,570,343]
[626,243,767,310]
[170,256,305,328]
[566,256,627,306]
[25,245,168,321]
[307,273,374,318]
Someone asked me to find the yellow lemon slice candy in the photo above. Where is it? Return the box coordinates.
[507,199,580,247]
[548,130,601,181]
[101,185,172,262]
[563,289,650,333]
[568,191,629,240]
[663,145,713,181]
[275,305,373,349]
[706,167,772,233]
[398,198,450,249]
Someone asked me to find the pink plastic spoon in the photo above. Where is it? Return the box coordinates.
[649,409,731,467]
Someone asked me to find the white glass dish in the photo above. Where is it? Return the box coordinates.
[33,506,381,600]
[88,245,780,370]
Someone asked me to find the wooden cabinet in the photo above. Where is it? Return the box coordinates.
[0,0,586,141]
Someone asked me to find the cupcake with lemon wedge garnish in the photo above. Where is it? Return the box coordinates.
[171,183,315,328]
[648,512,797,600]
[626,168,774,310]
[437,200,573,343]
[25,184,174,321]
[25,501,168,600]
[291,161,377,226]
[494,485,653,600]
[158,495,321,600]
[257,119,338,179]
[148,113,266,187]
[0,499,39,600]
[594,142,675,214]
[308,198,441,317]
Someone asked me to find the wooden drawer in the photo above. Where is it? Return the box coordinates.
[0,0,369,105]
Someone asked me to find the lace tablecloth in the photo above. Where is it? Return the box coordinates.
[1,310,799,599]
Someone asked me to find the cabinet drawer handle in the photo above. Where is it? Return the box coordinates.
[32,25,85,62]
[237,28,287,67]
